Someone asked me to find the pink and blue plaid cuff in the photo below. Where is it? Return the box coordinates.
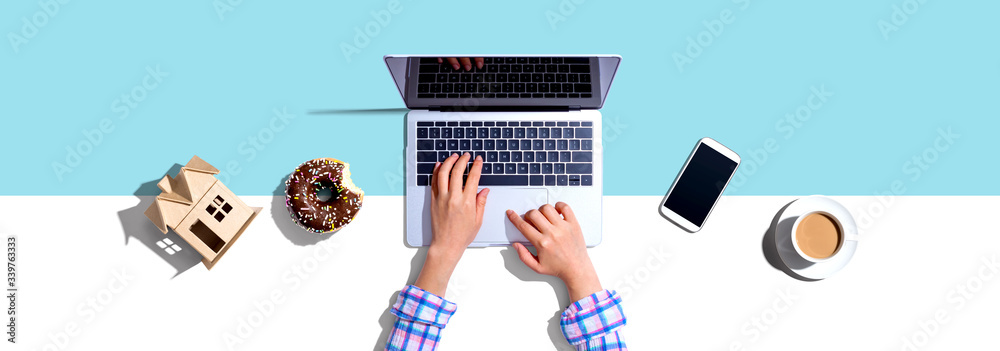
[386,286,627,350]
[391,285,457,328]
[385,285,458,351]
[576,329,628,351]
[561,290,628,348]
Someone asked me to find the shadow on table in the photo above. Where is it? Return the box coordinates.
[308,108,409,115]
[761,201,819,282]
[367,247,570,349]
[270,175,337,246]
[116,163,203,279]
[500,248,574,351]
[372,247,429,351]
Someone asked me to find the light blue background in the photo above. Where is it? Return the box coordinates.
[2,1,997,195]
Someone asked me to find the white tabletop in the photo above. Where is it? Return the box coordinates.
[3,196,997,350]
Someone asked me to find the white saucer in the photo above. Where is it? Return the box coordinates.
[773,196,858,280]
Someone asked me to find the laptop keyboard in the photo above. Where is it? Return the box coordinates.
[415,121,595,186]
[416,57,595,99]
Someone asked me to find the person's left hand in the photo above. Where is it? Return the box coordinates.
[439,57,484,71]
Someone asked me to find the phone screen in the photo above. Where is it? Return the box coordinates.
[663,143,738,227]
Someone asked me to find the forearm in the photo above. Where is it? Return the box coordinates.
[562,265,603,303]
[414,246,463,297]
[560,256,603,302]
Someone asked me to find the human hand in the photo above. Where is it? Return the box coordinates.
[430,152,489,255]
[507,202,602,302]
[438,57,484,71]
[415,152,489,296]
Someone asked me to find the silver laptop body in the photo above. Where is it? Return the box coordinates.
[385,55,621,247]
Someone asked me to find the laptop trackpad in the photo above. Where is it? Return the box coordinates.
[478,188,548,245]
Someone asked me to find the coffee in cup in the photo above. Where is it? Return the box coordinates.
[792,211,844,261]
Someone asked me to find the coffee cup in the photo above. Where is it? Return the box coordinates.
[791,211,859,263]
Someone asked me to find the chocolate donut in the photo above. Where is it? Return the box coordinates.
[284,158,364,233]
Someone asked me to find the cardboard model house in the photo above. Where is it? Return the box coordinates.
[144,156,261,270]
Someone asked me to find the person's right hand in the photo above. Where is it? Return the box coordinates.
[507,203,603,302]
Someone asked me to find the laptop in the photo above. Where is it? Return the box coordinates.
[385,55,621,247]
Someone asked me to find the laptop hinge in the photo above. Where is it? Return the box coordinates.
[430,105,576,112]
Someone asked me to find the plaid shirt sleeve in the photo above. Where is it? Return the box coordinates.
[561,290,628,351]
[385,285,458,351]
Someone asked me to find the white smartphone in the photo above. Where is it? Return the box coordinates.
[659,138,741,233]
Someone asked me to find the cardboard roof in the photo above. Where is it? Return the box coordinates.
[145,155,222,233]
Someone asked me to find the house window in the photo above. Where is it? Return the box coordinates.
[205,195,233,222]
[156,238,183,255]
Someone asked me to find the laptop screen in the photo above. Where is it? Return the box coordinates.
[385,55,620,110]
